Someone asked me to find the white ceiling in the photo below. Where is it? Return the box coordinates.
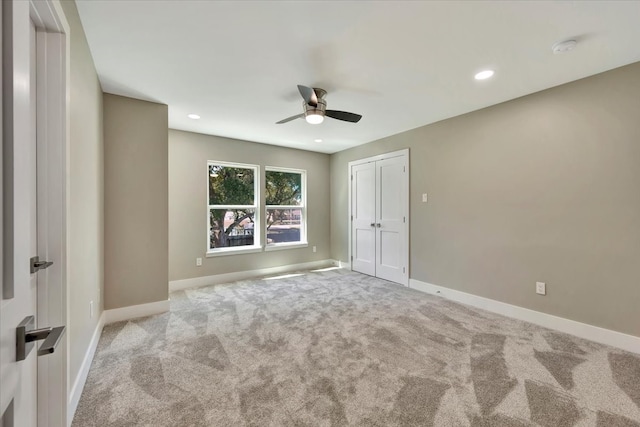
[76,1,640,154]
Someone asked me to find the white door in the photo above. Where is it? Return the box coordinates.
[1,1,39,425]
[1,2,66,426]
[350,150,409,286]
[375,156,407,284]
[351,162,376,276]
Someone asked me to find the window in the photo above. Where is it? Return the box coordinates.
[265,167,306,248]
[208,162,260,254]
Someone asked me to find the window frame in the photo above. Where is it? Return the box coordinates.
[264,166,308,251]
[206,160,261,257]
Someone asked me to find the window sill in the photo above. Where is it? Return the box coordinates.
[206,246,263,258]
[264,242,308,252]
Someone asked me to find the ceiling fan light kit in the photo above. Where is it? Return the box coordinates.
[304,90,327,124]
[305,114,324,124]
[276,85,363,125]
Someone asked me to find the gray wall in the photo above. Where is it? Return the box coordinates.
[59,0,104,394]
[169,130,330,281]
[104,94,168,309]
[331,62,640,337]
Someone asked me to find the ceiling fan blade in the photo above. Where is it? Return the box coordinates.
[325,110,362,123]
[297,85,318,107]
[276,113,304,124]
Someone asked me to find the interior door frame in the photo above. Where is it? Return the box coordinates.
[30,1,69,426]
[347,148,409,286]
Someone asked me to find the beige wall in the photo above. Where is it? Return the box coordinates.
[59,0,104,393]
[104,94,168,309]
[169,130,330,281]
[331,62,640,337]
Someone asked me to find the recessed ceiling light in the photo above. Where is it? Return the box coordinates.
[314,139,323,143]
[552,40,577,54]
[187,114,200,120]
[474,70,495,80]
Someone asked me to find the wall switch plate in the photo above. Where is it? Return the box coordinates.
[313,246,317,253]
[422,193,428,203]
[196,257,202,266]
[89,300,94,319]
[536,282,546,295]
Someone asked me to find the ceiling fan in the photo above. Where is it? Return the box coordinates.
[276,85,363,125]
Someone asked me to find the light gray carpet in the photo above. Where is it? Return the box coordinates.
[72,268,640,426]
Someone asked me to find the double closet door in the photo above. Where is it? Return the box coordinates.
[350,150,408,286]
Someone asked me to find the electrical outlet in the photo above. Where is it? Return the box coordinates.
[312,246,317,253]
[196,257,202,266]
[422,193,428,203]
[536,282,546,295]
[89,300,94,319]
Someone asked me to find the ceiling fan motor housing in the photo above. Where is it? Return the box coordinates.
[304,88,327,119]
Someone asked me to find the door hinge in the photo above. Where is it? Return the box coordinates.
[351,255,353,261]
[403,267,406,273]
[403,166,406,172]
[351,215,353,221]
[403,216,406,223]
[351,174,353,181]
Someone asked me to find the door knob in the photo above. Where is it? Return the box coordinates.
[376,223,382,228]
[16,316,66,361]
[370,223,375,227]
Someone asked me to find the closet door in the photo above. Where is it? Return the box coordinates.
[351,162,376,276]
[349,150,409,286]
[375,156,407,284]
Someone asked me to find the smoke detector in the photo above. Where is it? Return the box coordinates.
[552,40,577,54]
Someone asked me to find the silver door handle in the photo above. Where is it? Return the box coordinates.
[30,256,54,274]
[16,316,66,361]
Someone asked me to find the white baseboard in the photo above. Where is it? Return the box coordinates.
[409,279,640,355]
[67,311,105,426]
[103,299,170,325]
[169,259,337,292]
[336,260,351,269]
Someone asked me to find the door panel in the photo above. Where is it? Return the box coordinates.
[351,163,376,276]
[1,2,39,426]
[379,230,400,267]
[379,162,402,220]
[354,229,375,272]
[375,156,407,284]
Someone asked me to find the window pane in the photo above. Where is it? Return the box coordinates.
[266,208,301,244]
[210,209,255,249]
[209,165,255,205]
[265,171,301,206]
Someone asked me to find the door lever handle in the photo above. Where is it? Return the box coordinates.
[16,316,66,361]
[30,256,54,274]
[370,223,375,227]
[34,326,66,356]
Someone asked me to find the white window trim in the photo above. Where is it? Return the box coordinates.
[265,167,307,249]
[264,242,308,252]
[206,246,263,257]
[207,161,261,255]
